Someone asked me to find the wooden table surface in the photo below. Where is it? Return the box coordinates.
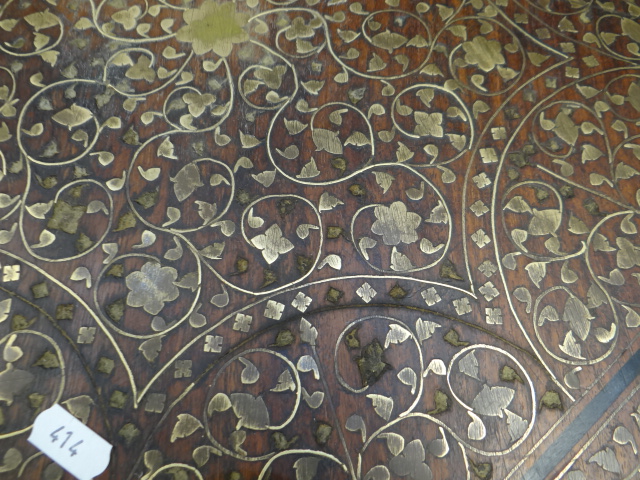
[0,0,639,478]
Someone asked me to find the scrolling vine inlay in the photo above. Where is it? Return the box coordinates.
[0,0,639,479]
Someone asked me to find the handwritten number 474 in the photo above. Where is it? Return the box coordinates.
[50,426,83,457]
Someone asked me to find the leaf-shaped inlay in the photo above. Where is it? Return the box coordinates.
[238,357,260,384]
[562,297,592,342]
[170,414,203,442]
[471,384,515,418]
[52,104,93,130]
[312,128,343,154]
[171,163,204,202]
[229,393,270,430]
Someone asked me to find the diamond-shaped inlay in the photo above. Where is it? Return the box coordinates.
[479,281,500,302]
[453,298,472,315]
[292,292,312,312]
[472,172,492,189]
[480,147,498,163]
[77,326,96,344]
[485,307,503,325]
[565,66,580,79]
[144,393,166,413]
[204,335,223,353]
[471,229,491,248]
[356,282,377,303]
[174,360,192,378]
[421,287,441,306]
[2,265,20,282]
[583,55,599,68]
[491,127,507,140]
[470,200,489,217]
[478,260,498,278]
[264,300,285,320]
[233,313,252,332]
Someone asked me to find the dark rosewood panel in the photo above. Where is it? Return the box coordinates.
[0,0,638,479]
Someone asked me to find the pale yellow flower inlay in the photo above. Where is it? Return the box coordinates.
[176,1,249,57]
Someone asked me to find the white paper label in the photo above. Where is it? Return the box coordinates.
[28,404,112,480]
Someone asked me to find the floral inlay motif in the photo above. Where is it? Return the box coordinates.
[125,262,180,315]
[462,36,506,72]
[371,201,422,246]
[251,224,294,264]
[176,1,249,57]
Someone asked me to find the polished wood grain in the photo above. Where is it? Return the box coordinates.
[0,0,639,479]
